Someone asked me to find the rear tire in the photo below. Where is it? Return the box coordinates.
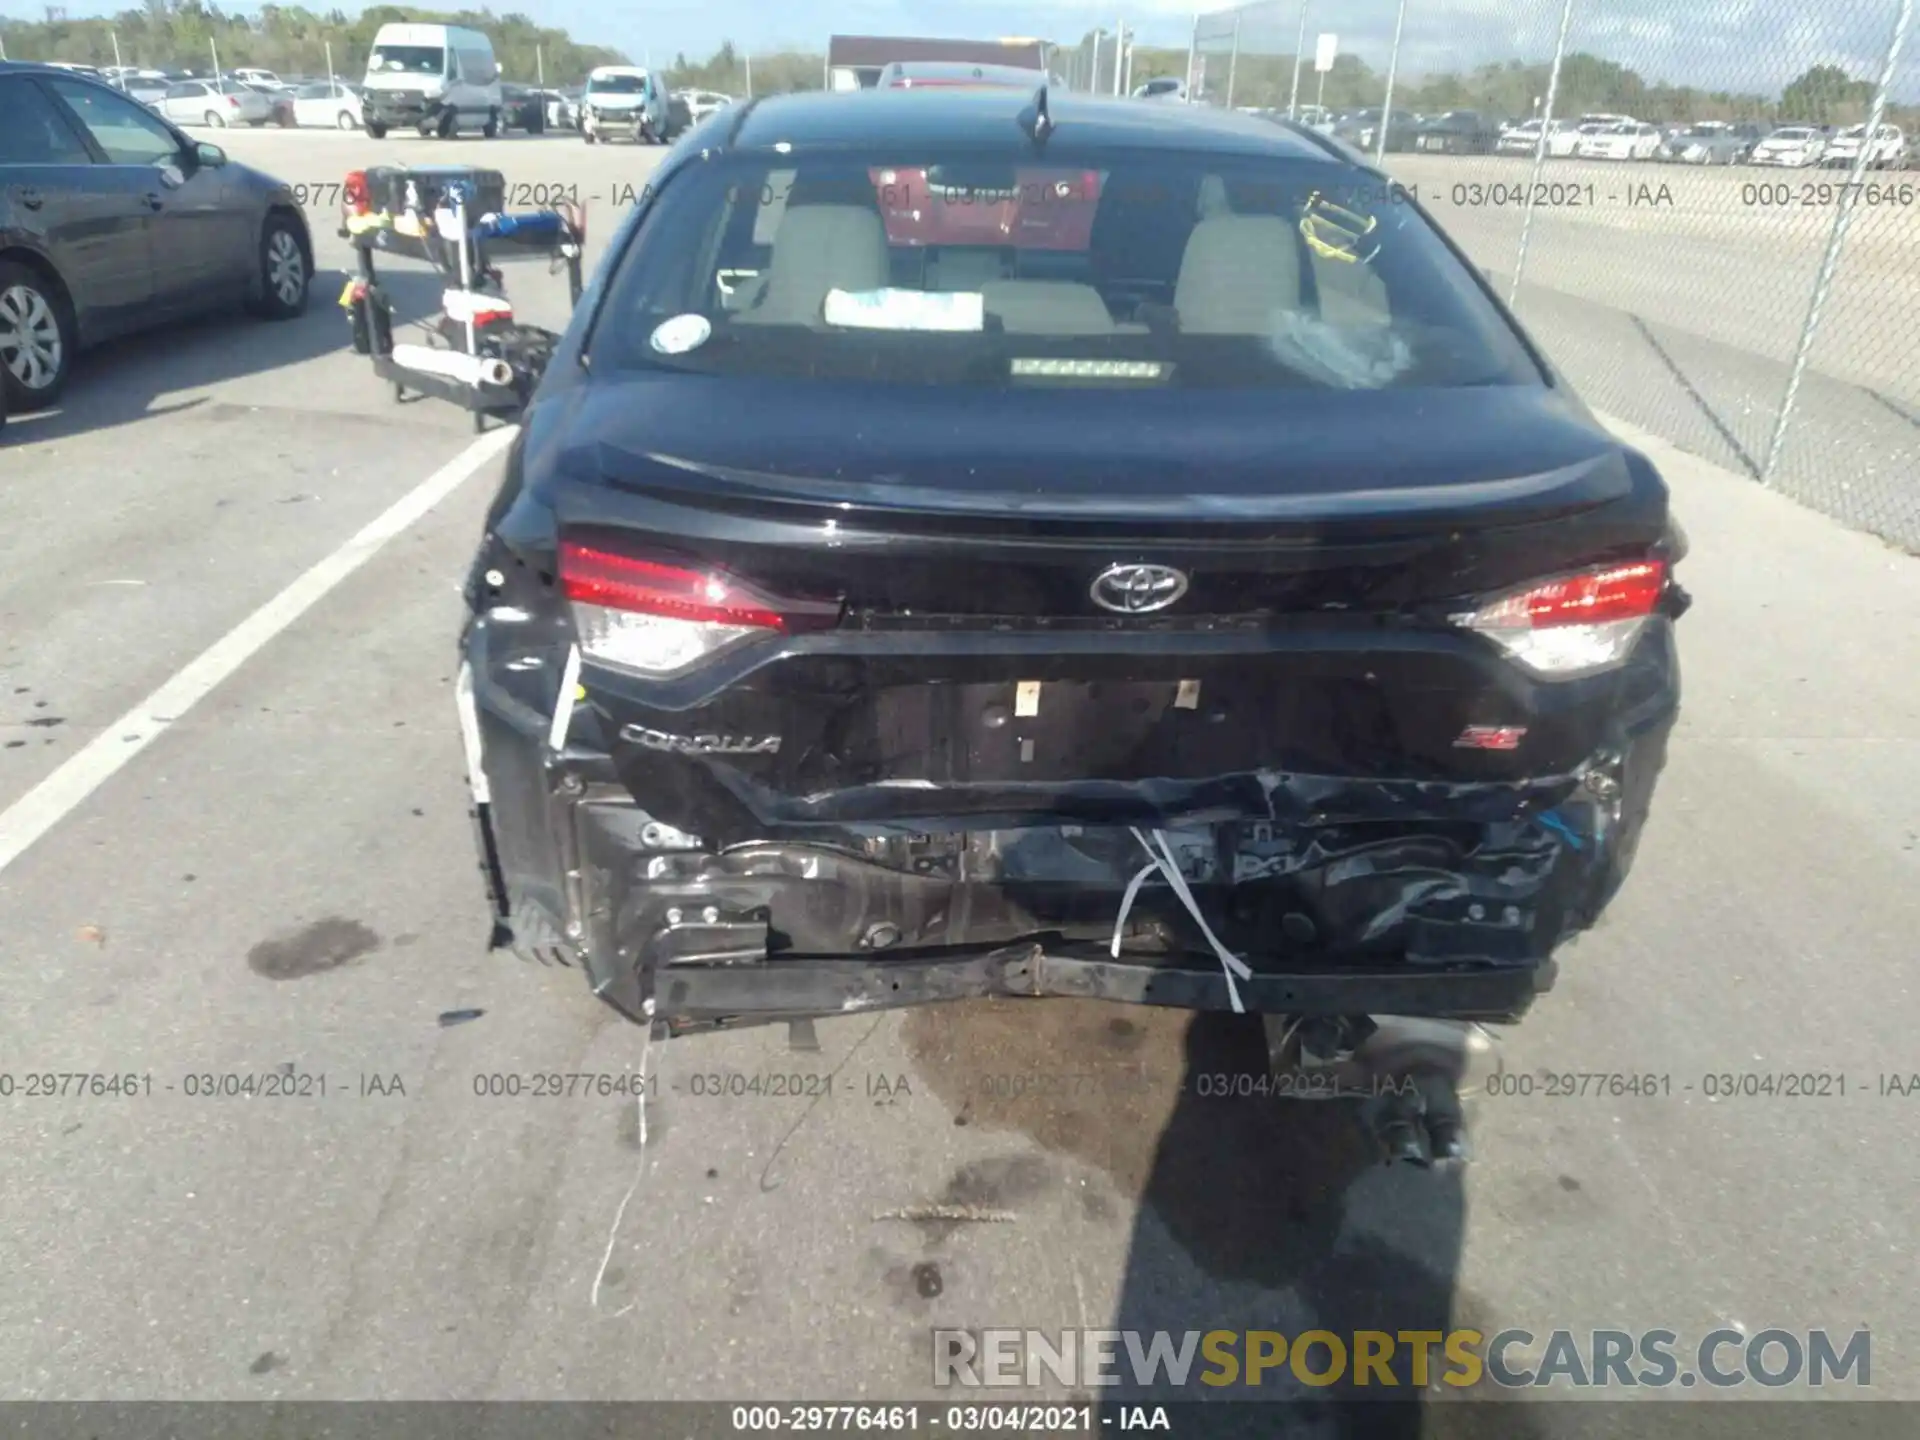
[482,109,498,139]
[365,120,387,138]
[0,258,77,409]
[337,110,356,130]
[205,110,225,128]
[438,109,457,139]
[583,129,595,144]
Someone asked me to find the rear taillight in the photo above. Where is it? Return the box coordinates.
[228,95,240,107]
[559,542,837,676]
[1456,559,1669,677]
[343,170,370,216]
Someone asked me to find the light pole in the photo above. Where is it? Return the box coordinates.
[1288,0,1309,120]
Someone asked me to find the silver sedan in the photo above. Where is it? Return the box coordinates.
[157,79,274,128]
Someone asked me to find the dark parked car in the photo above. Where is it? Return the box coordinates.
[1414,109,1501,154]
[1335,107,1422,153]
[456,90,1688,1166]
[238,79,298,127]
[0,61,313,408]
[499,82,548,133]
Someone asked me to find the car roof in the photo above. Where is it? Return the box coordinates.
[720,88,1356,164]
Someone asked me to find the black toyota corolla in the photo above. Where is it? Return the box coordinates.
[457,89,1688,1161]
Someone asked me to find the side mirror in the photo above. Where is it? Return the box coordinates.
[196,142,226,168]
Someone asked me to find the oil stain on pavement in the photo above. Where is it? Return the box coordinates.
[905,999,1411,1276]
[247,917,382,979]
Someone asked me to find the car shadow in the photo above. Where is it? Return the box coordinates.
[1101,1010,1473,1436]
[2,266,447,445]
[903,1000,1562,1437]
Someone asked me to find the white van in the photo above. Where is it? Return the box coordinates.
[581,66,669,144]
[360,22,503,138]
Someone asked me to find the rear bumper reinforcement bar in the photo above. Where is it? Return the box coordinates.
[639,940,1552,1036]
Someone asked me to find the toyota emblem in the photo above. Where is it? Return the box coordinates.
[1090,563,1189,614]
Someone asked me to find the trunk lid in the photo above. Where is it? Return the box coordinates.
[549,376,1652,619]
[540,377,1673,836]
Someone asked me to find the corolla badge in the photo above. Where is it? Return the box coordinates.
[622,725,781,755]
[1090,563,1189,614]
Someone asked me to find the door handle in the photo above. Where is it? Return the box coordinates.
[14,187,43,210]
[144,193,165,211]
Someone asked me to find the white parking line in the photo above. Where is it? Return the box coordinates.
[0,425,518,878]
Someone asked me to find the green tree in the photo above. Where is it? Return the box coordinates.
[0,3,625,80]
[1780,63,1875,123]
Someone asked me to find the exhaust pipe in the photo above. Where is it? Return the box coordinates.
[1364,1069,1470,1168]
[1263,1014,1497,1168]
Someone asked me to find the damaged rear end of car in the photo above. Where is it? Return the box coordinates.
[456,96,1688,1109]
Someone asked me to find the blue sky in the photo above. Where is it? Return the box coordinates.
[452,0,1914,101]
[6,0,1915,98]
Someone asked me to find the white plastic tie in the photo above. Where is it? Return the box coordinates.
[1112,826,1252,1013]
[1109,859,1160,958]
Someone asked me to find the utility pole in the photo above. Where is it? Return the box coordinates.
[1288,0,1309,119]
[1225,13,1241,108]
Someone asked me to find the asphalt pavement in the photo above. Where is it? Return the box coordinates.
[0,126,1916,1416]
[1393,152,1920,549]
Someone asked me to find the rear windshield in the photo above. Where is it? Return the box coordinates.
[369,45,444,75]
[589,150,1542,391]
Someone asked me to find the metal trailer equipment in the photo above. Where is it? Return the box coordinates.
[335,164,585,431]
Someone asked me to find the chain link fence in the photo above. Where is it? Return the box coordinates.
[1188,0,1920,552]
[1056,26,1138,94]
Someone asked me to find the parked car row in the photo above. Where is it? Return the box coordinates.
[1208,98,1920,171]
[1477,112,1914,168]
[27,54,742,142]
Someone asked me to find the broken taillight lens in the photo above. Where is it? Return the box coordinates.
[1457,559,1668,677]
[559,542,836,676]
[343,170,369,215]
